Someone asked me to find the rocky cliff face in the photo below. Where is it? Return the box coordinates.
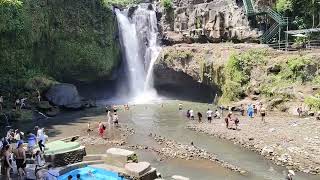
[157,0,260,44]
[154,43,268,98]
[154,43,267,85]
[154,42,320,110]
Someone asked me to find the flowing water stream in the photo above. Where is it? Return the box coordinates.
[116,101,320,180]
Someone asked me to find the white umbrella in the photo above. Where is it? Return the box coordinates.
[292,34,308,37]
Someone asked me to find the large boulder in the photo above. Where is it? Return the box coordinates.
[45,84,81,109]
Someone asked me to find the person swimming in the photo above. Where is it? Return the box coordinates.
[88,170,95,177]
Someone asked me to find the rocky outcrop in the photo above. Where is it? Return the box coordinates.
[154,43,268,87]
[45,83,82,109]
[158,0,260,44]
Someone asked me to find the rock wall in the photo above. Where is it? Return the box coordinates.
[157,0,260,44]
[154,43,267,87]
[155,42,320,110]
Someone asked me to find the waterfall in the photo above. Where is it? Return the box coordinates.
[115,5,161,103]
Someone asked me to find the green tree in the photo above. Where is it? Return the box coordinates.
[161,0,173,10]
[276,0,293,12]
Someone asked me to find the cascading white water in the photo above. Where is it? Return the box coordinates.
[115,9,145,99]
[143,10,161,93]
[115,5,161,103]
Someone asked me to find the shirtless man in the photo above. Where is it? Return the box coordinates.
[13,141,27,177]
[260,104,267,123]
[3,144,13,180]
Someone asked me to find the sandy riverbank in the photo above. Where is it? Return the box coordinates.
[186,111,320,174]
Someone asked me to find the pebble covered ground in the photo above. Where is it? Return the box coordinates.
[187,112,320,174]
[125,135,247,174]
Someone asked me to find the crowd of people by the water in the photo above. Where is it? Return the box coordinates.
[0,125,51,179]
[181,101,269,130]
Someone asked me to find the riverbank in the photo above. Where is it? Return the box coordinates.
[37,102,320,179]
[187,111,320,175]
[44,107,246,175]
[126,135,246,174]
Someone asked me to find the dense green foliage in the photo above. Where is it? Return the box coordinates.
[305,94,320,110]
[102,0,140,7]
[260,56,315,98]
[220,51,320,109]
[220,50,268,103]
[276,0,293,12]
[276,0,320,28]
[161,0,173,10]
[0,0,120,99]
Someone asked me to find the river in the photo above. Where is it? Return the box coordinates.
[113,100,319,180]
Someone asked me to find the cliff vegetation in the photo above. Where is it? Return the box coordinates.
[0,0,120,100]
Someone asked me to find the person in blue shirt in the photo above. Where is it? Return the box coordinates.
[247,104,254,118]
[27,132,37,156]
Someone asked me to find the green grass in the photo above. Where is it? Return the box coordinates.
[305,94,320,110]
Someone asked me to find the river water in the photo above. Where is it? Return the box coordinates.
[115,100,319,180]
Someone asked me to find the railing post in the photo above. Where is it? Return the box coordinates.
[285,17,289,51]
[278,26,281,50]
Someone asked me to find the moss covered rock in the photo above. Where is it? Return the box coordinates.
[25,76,57,92]
[0,0,120,87]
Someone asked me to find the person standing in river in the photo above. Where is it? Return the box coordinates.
[189,109,194,120]
[225,112,232,129]
[214,109,221,119]
[113,113,119,126]
[297,104,303,117]
[87,122,92,136]
[197,112,202,123]
[259,104,267,123]
[206,108,213,123]
[247,104,254,118]
[286,170,295,180]
[106,109,112,125]
[98,122,104,137]
[186,110,190,118]
[240,104,245,116]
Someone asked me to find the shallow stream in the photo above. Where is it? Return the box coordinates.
[116,100,319,180]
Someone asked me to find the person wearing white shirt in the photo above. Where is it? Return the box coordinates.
[189,109,194,120]
[206,109,213,123]
[214,110,221,119]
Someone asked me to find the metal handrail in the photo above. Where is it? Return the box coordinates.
[243,0,255,15]
[265,7,286,25]
[261,23,280,43]
[267,40,320,51]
